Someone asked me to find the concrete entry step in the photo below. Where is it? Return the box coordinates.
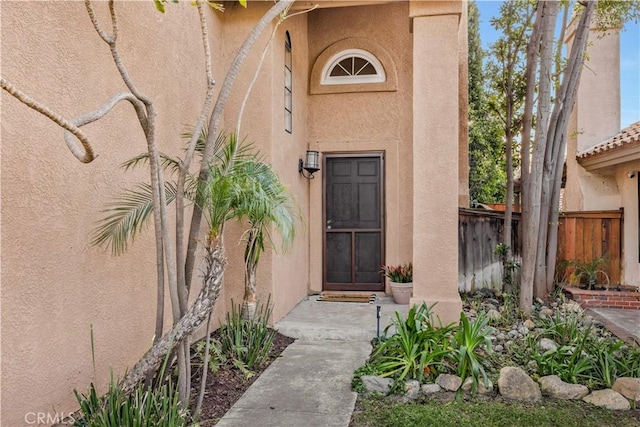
[275,295,409,342]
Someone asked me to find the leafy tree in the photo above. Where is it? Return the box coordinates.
[485,0,535,291]
[468,0,505,207]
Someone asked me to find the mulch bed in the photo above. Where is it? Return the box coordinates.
[188,330,294,425]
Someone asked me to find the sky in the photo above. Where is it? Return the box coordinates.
[476,1,640,129]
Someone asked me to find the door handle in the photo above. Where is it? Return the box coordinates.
[326,219,332,230]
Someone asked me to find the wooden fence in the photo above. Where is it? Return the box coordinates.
[458,208,521,292]
[458,208,624,291]
[556,210,624,286]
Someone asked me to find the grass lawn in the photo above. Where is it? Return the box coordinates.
[351,396,640,427]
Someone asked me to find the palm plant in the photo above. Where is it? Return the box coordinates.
[199,133,297,318]
[91,131,297,409]
[238,163,297,319]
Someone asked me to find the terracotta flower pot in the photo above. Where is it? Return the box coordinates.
[390,281,413,304]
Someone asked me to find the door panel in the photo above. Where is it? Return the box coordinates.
[355,232,381,283]
[326,233,352,283]
[324,155,384,291]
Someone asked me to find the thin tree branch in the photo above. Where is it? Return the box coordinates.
[85,0,152,106]
[0,78,95,163]
[184,0,294,294]
[85,0,115,44]
[180,0,217,300]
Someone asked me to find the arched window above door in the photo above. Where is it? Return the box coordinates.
[310,38,397,95]
[321,49,386,85]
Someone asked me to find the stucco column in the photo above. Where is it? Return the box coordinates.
[410,11,462,325]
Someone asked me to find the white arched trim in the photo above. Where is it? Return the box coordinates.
[321,49,386,85]
[310,38,397,94]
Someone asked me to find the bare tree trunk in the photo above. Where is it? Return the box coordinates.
[520,0,558,311]
[120,244,226,395]
[519,0,544,311]
[172,1,217,405]
[184,0,294,295]
[194,312,213,420]
[504,129,514,245]
[545,1,597,290]
[243,260,258,320]
[85,0,193,402]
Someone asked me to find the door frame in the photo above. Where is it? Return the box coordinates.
[322,151,386,291]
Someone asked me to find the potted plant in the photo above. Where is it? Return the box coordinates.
[382,262,413,304]
[568,257,610,290]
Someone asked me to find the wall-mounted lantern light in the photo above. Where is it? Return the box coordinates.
[299,150,320,179]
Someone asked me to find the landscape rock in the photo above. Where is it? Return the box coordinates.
[361,376,394,394]
[494,344,504,353]
[562,301,582,313]
[612,377,640,402]
[498,366,542,403]
[523,319,536,329]
[486,309,501,320]
[421,383,442,394]
[583,389,630,410]
[462,377,493,394]
[539,308,554,319]
[539,375,589,399]
[486,298,501,307]
[436,373,462,392]
[400,380,421,402]
[518,326,530,336]
[538,338,558,352]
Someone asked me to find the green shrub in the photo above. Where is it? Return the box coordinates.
[368,303,455,390]
[74,374,187,427]
[194,336,226,374]
[450,312,494,393]
[219,298,276,374]
[537,310,584,345]
[529,313,640,390]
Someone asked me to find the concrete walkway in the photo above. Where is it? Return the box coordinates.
[216,295,408,427]
[587,308,640,344]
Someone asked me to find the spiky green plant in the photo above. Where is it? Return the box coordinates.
[73,373,187,427]
[218,298,276,373]
[450,312,494,393]
[369,303,455,389]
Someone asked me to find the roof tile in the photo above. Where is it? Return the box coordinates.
[577,121,640,158]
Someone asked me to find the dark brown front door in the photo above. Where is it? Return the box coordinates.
[323,155,384,291]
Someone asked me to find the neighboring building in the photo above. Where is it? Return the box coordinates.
[564,24,640,288]
[0,1,468,423]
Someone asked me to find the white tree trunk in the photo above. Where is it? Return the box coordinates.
[520,0,558,311]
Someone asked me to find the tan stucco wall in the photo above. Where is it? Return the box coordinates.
[458,0,470,208]
[1,1,468,423]
[565,27,621,212]
[213,3,311,323]
[409,1,463,324]
[270,14,312,322]
[0,1,309,424]
[306,2,414,294]
[564,27,640,287]
[615,165,640,287]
